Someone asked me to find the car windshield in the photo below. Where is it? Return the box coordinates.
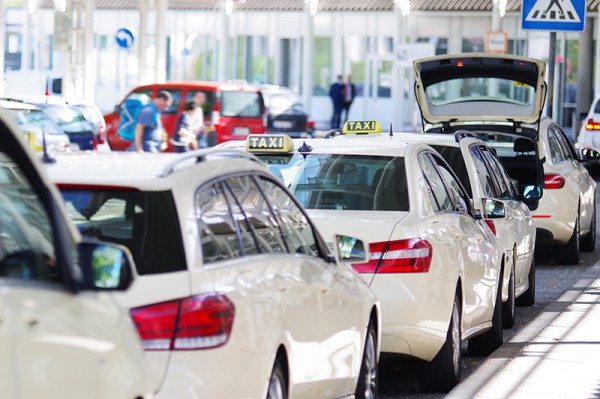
[426,77,536,107]
[257,153,409,211]
[59,189,186,275]
[263,90,300,115]
[8,108,65,136]
[41,105,92,134]
[221,91,263,118]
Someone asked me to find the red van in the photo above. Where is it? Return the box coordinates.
[104,81,267,151]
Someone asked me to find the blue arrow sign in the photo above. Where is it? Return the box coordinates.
[115,28,135,49]
[522,0,586,31]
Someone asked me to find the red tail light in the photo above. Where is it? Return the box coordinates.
[352,238,432,274]
[98,120,107,144]
[484,220,496,235]
[306,120,315,129]
[544,174,565,189]
[584,119,600,131]
[130,293,235,351]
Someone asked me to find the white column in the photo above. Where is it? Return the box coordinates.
[218,5,229,81]
[83,0,94,102]
[393,6,403,130]
[302,5,314,115]
[155,0,167,82]
[22,0,32,70]
[596,15,600,98]
[0,2,5,96]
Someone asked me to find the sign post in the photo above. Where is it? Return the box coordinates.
[521,0,586,118]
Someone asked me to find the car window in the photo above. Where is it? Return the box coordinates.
[548,128,567,164]
[429,153,470,215]
[125,89,152,105]
[221,91,263,118]
[185,90,216,117]
[468,145,498,198]
[479,145,517,199]
[258,177,320,257]
[418,152,454,212]
[552,125,576,160]
[0,153,59,282]
[8,108,65,136]
[594,99,600,114]
[41,105,91,134]
[60,189,186,275]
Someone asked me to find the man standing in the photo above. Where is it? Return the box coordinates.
[189,91,212,147]
[329,75,345,129]
[342,75,356,123]
[134,90,172,153]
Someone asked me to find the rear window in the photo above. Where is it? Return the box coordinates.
[60,189,186,275]
[8,109,65,136]
[41,105,92,134]
[221,91,263,118]
[258,153,409,211]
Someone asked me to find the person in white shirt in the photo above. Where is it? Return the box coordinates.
[189,91,210,147]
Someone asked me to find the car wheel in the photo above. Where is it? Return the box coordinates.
[516,255,535,307]
[502,266,515,329]
[267,360,287,399]
[555,216,580,265]
[355,320,378,399]
[581,204,596,252]
[418,296,461,393]
[468,275,503,356]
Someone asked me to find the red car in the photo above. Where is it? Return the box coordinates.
[104,81,267,151]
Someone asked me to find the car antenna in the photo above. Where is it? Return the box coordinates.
[389,123,393,137]
[40,130,56,164]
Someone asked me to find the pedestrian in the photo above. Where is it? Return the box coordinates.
[189,91,211,148]
[133,90,172,153]
[342,75,356,123]
[329,74,345,129]
[172,101,200,153]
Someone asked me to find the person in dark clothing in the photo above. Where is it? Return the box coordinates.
[342,75,357,123]
[329,75,345,129]
[172,102,200,153]
[133,90,172,153]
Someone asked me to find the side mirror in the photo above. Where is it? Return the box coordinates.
[336,235,369,264]
[78,240,134,291]
[581,148,600,163]
[521,184,543,200]
[481,198,507,220]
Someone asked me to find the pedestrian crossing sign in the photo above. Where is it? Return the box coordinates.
[522,0,586,31]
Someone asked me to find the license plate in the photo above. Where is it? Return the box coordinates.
[233,127,250,136]
[273,120,294,129]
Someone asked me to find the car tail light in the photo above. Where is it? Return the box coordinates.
[484,220,497,235]
[544,174,565,189]
[130,294,235,351]
[306,120,315,130]
[352,238,432,274]
[584,119,600,131]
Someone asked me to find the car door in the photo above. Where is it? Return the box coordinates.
[257,176,363,398]
[0,140,97,398]
[420,152,499,329]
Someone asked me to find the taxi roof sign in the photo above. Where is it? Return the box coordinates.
[246,134,294,153]
[342,120,382,134]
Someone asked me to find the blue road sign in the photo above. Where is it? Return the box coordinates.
[522,0,586,31]
[115,28,135,49]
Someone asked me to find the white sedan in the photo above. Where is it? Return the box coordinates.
[414,52,597,265]
[45,149,380,399]
[220,130,506,393]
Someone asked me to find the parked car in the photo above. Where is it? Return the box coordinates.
[104,81,267,152]
[219,128,506,393]
[414,52,598,265]
[261,84,315,137]
[45,148,381,399]
[576,95,600,168]
[65,98,110,151]
[0,98,71,154]
[0,105,152,398]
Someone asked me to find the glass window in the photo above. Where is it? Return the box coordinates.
[462,37,485,52]
[418,152,454,212]
[223,176,287,254]
[417,37,448,55]
[313,37,332,96]
[469,146,497,198]
[0,153,58,282]
[552,125,576,160]
[548,129,567,164]
[430,154,470,215]
[196,182,243,264]
[221,91,262,118]
[185,90,216,119]
[61,189,186,275]
[479,145,516,199]
[259,178,319,257]
[125,89,152,105]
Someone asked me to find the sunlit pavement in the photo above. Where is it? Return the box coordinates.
[448,259,600,399]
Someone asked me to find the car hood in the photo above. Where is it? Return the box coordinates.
[413,53,547,125]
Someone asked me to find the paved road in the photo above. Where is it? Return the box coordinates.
[379,222,600,398]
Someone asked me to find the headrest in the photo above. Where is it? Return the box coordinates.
[514,138,534,153]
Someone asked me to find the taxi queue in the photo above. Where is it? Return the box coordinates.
[7,53,599,399]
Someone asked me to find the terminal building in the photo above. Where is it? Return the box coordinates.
[2,0,599,132]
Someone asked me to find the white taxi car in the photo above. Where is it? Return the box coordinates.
[576,95,600,159]
[384,131,541,327]
[0,108,152,398]
[45,149,381,399]
[219,126,506,393]
[414,52,597,265]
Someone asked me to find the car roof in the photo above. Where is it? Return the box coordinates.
[133,81,262,93]
[45,150,266,191]
[0,98,40,110]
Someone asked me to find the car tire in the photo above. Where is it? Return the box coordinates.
[468,276,503,356]
[502,267,515,329]
[418,296,461,393]
[581,205,596,252]
[267,360,287,399]
[555,216,580,265]
[355,320,378,399]
[516,255,535,307]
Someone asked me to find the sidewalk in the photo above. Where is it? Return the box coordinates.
[448,261,600,399]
